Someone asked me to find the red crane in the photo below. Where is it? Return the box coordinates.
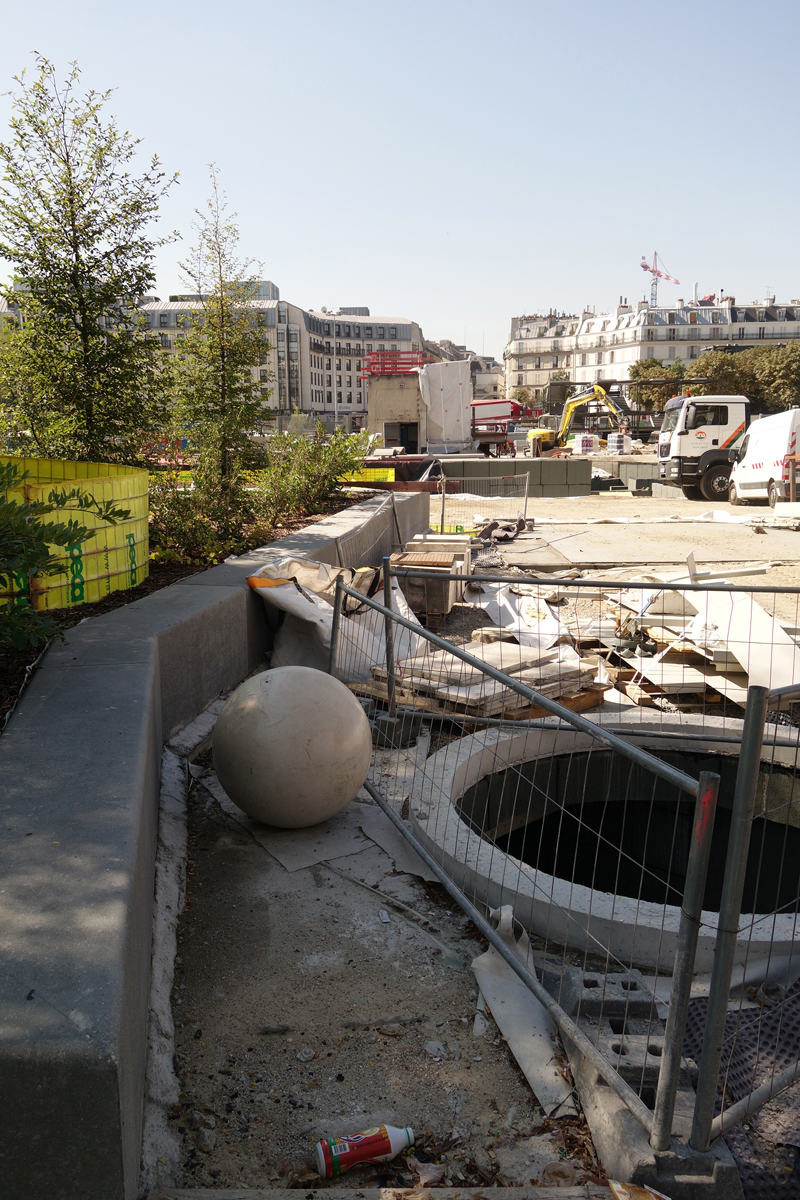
[640,252,680,308]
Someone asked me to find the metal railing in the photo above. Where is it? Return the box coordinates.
[326,558,800,1157]
[435,474,529,535]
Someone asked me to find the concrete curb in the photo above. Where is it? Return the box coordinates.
[0,491,429,1200]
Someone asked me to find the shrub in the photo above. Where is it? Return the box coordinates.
[256,425,369,528]
[148,424,368,559]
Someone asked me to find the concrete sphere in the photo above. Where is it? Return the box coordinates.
[212,666,372,829]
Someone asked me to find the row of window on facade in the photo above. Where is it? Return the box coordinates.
[321,322,398,339]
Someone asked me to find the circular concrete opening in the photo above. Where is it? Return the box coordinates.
[459,748,800,916]
[410,720,800,971]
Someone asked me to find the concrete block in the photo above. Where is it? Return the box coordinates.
[527,484,544,497]
[542,484,569,497]
[548,968,656,1019]
[590,457,617,477]
[440,459,463,478]
[536,458,565,484]
[0,659,161,1199]
[521,460,542,483]
[567,484,592,496]
[461,459,485,478]
[651,481,687,500]
[566,458,592,484]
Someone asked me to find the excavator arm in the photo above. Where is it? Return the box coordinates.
[525,383,629,453]
[555,384,630,446]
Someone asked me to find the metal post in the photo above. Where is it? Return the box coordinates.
[791,456,798,504]
[328,575,343,676]
[690,684,769,1152]
[523,470,530,522]
[390,491,403,548]
[711,1059,800,1140]
[651,770,720,1151]
[382,556,397,717]
[439,479,446,535]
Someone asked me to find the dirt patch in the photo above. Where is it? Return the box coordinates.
[168,767,601,1190]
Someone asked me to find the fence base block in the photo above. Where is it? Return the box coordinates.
[564,1032,743,1200]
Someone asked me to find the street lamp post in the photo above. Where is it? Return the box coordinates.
[333,313,338,430]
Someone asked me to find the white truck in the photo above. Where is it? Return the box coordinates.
[657,394,749,500]
[728,407,800,506]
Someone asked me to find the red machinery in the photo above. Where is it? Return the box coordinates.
[470,398,533,457]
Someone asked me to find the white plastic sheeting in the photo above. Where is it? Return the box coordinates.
[465,580,567,650]
[247,557,422,682]
[419,359,473,451]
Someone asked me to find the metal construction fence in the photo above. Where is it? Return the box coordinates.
[328,559,800,1162]
[434,474,529,535]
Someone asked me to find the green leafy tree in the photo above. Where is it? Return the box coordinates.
[0,56,176,462]
[684,349,763,405]
[628,358,691,410]
[1,460,130,648]
[549,369,571,383]
[171,167,273,545]
[750,342,800,412]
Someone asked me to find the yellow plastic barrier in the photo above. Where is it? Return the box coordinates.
[1,455,149,611]
[342,467,395,482]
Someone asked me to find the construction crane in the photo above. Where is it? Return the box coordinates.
[640,252,680,308]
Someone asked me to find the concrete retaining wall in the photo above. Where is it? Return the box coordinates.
[651,481,689,499]
[441,455,591,496]
[0,490,429,1200]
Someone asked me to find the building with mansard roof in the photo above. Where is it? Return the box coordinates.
[504,293,800,398]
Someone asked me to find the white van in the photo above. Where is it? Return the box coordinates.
[728,408,800,506]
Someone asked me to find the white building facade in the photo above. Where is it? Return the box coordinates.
[505,296,800,398]
[137,286,423,422]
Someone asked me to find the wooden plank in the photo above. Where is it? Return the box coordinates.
[501,689,604,721]
[346,681,443,713]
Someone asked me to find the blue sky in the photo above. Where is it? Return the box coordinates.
[1,0,799,358]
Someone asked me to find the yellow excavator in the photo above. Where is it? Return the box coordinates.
[525,383,631,456]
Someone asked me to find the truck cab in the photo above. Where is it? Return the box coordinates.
[657,394,749,500]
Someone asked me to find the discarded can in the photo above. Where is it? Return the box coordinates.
[315,1123,414,1178]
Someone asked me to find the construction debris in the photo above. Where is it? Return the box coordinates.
[471,908,577,1118]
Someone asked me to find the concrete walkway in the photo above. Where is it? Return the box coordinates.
[498,496,800,570]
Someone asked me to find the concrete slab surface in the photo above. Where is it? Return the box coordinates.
[532,521,800,565]
[0,491,431,1200]
[493,495,800,569]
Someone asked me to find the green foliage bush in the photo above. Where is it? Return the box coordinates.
[0,460,130,649]
[148,424,368,561]
[629,343,800,413]
[257,426,370,527]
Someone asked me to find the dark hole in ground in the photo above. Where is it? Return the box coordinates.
[459,749,800,913]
